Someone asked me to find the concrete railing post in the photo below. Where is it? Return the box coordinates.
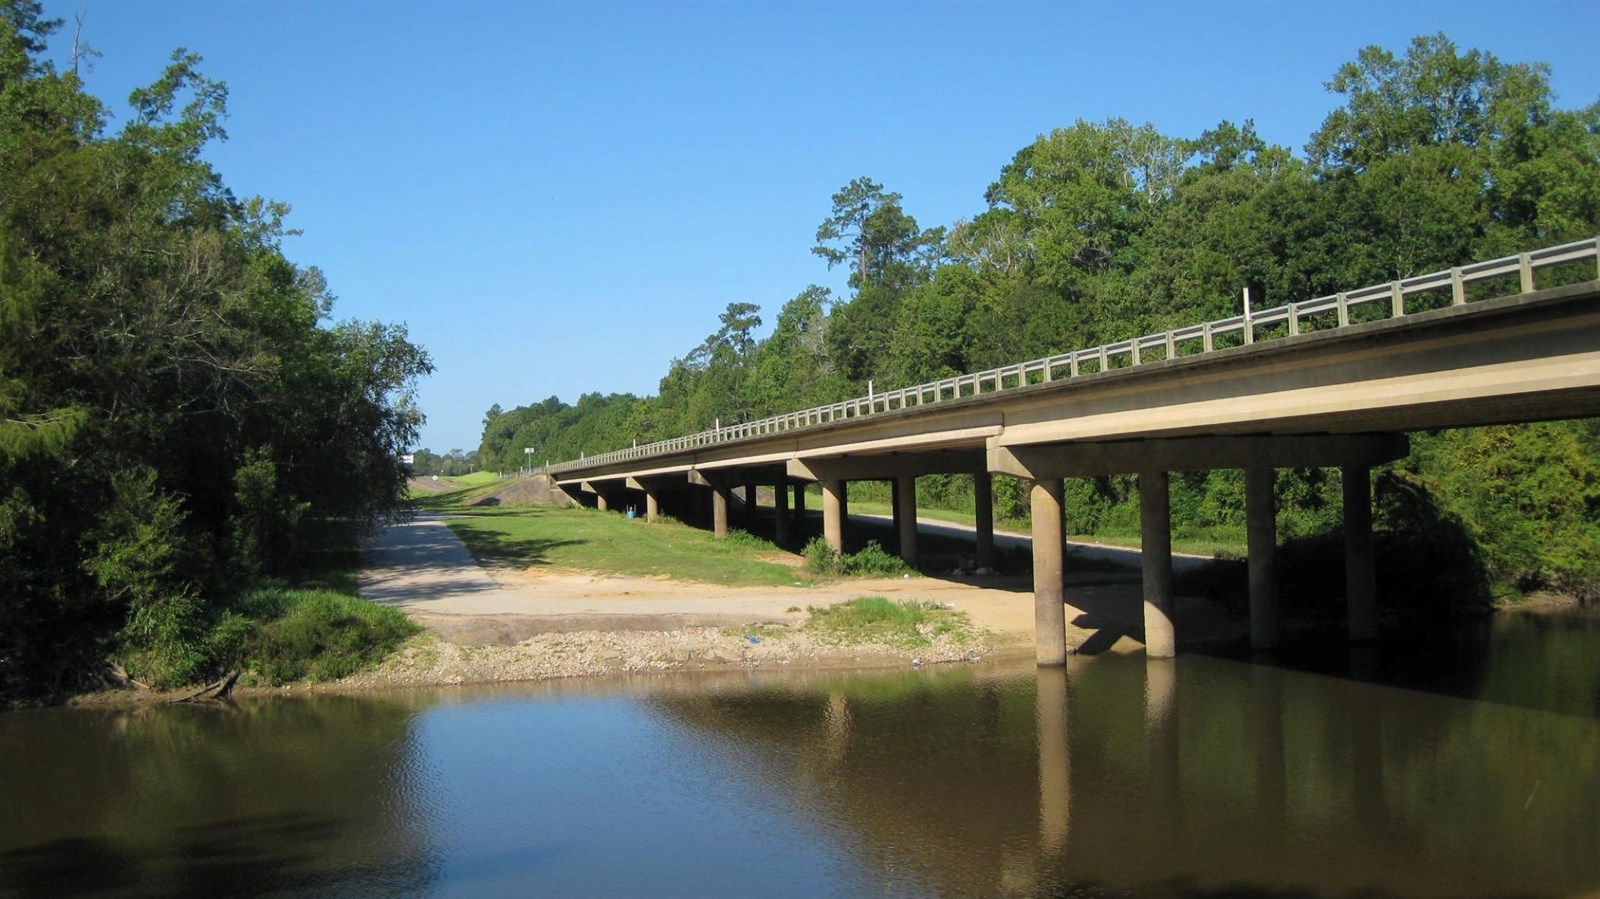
[1140,470,1176,659]
[1031,478,1068,667]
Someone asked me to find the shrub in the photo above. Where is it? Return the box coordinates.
[842,540,907,576]
[804,537,842,575]
[232,588,421,685]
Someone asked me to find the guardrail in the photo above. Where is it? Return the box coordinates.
[543,237,1600,476]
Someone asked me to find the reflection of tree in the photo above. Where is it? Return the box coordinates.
[0,695,439,895]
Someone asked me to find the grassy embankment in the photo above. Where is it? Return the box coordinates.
[415,483,816,587]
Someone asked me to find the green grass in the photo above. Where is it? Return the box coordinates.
[804,596,975,648]
[440,505,815,587]
[447,471,501,486]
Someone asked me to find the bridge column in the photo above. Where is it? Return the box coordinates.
[742,482,755,528]
[711,484,730,539]
[1343,464,1378,642]
[792,484,806,540]
[596,493,609,512]
[896,474,919,568]
[645,490,660,524]
[1246,465,1279,651]
[1140,470,1176,658]
[822,479,846,553]
[890,478,903,554]
[1032,478,1068,667]
[774,481,791,547]
[974,472,995,572]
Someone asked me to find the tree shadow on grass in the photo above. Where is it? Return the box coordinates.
[448,527,586,568]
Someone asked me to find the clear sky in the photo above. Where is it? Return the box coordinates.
[39,0,1600,454]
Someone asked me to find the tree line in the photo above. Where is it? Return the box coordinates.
[481,33,1600,602]
[0,3,431,700]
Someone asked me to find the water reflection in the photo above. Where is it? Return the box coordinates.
[0,611,1596,897]
[0,695,439,897]
[648,619,1600,898]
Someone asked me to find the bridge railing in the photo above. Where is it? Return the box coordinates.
[544,237,1599,476]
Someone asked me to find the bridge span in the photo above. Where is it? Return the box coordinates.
[544,239,1600,664]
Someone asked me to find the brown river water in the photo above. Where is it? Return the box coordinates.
[2,608,1597,898]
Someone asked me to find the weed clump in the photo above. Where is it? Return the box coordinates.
[803,538,909,577]
[804,596,970,648]
[804,537,842,575]
[842,541,906,576]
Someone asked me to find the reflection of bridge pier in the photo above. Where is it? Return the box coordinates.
[1145,659,1181,848]
[1036,666,1071,857]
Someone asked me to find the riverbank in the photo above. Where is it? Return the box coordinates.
[349,507,1250,688]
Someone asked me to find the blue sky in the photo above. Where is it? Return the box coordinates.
[40,1,1600,454]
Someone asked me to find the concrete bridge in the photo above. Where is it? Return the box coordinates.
[544,239,1600,664]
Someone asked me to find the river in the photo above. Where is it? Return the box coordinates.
[2,608,1597,898]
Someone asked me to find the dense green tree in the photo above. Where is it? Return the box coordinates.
[0,5,431,699]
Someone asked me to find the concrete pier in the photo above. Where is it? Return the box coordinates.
[711,485,729,539]
[896,474,918,567]
[1031,478,1067,666]
[1246,465,1278,651]
[822,479,845,553]
[774,480,791,547]
[974,472,995,571]
[1343,464,1378,641]
[1140,470,1175,659]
